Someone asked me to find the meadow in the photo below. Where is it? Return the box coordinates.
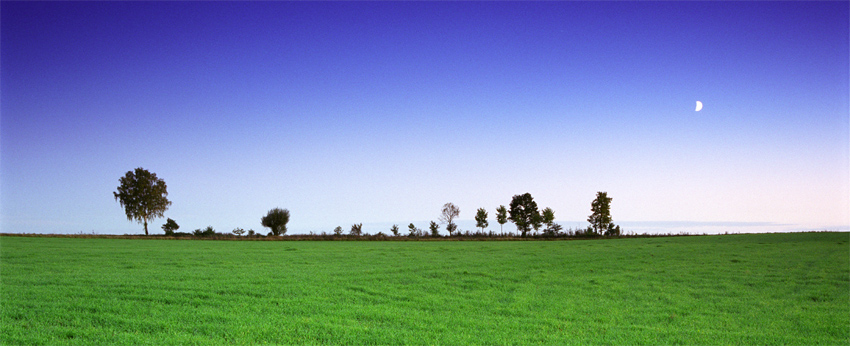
[1,232,847,345]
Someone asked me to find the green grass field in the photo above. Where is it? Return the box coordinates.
[1,232,848,345]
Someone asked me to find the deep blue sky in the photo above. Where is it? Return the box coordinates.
[2,1,848,235]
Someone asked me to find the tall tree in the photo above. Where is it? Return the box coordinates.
[261,208,290,236]
[440,202,460,236]
[508,193,539,237]
[495,205,508,235]
[588,192,620,236]
[475,208,489,232]
[113,167,172,235]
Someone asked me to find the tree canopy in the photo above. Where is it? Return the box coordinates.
[113,167,171,235]
[508,193,539,237]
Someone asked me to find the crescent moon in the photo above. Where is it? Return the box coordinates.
[695,101,703,112]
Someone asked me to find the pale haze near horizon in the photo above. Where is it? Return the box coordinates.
[1,2,848,235]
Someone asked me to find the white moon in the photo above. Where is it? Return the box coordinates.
[695,101,703,111]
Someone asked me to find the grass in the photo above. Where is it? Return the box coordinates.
[1,232,848,345]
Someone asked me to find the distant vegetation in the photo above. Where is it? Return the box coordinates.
[114,168,628,240]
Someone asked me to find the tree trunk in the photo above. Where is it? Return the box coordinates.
[144,220,149,235]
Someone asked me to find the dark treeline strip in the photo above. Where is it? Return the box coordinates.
[4,232,790,241]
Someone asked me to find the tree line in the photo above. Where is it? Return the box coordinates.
[114,167,621,238]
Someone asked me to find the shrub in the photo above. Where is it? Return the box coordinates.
[193,226,216,237]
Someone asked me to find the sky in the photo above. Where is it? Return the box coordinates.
[2,1,848,236]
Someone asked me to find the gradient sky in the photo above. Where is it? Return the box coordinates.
[2,1,848,235]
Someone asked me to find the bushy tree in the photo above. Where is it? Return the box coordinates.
[161,218,179,236]
[588,192,620,236]
[495,205,508,235]
[113,167,172,235]
[194,226,216,237]
[333,226,344,236]
[232,227,245,236]
[350,223,363,236]
[541,208,555,228]
[475,208,489,232]
[508,193,540,237]
[390,224,400,237]
[261,208,290,236]
[541,207,562,236]
[429,221,440,237]
[440,202,460,236]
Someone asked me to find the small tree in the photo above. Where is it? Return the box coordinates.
[508,193,540,237]
[541,207,562,236]
[390,224,400,237]
[588,191,620,236]
[261,208,290,236]
[429,221,440,237]
[407,223,419,237]
[440,202,460,236]
[475,208,489,232]
[350,223,363,236]
[161,218,179,236]
[232,227,245,236]
[333,226,344,236]
[113,167,172,235]
[248,229,256,236]
[495,205,508,235]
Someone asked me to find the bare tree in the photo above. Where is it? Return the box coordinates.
[440,202,460,236]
